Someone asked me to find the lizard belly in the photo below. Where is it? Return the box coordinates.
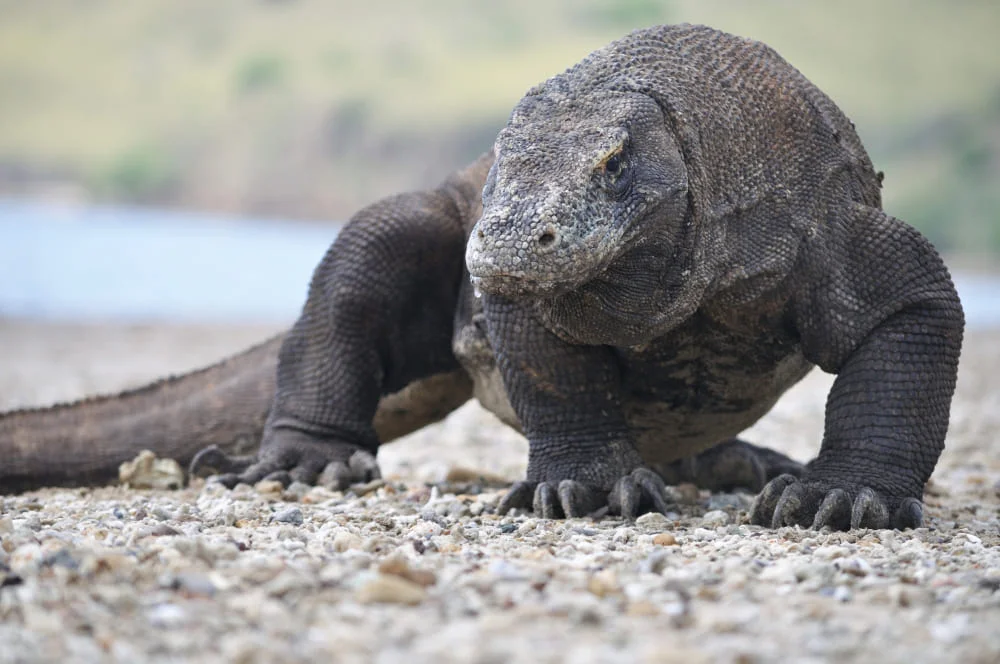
[452,291,522,430]
[620,329,814,465]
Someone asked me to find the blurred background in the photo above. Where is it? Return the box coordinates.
[0,0,998,324]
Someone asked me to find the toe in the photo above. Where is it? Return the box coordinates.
[348,450,381,482]
[288,462,323,486]
[609,474,644,519]
[771,481,811,528]
[498,481,536,515]
[557,480,605,518]
[850,487,890,529]
[749,474,798,526]
[317,462,353,490]
[188,445,257,478]
[533,482,563,519]
[811,488,852,531]
[236,461,281,487]
[633,468,671,514]
[893,498,924,529]
[262,470,292,487]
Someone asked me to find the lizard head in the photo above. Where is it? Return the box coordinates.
[466,89,689,300]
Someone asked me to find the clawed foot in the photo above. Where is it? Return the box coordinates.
[189,433,381,491]
[749,474,924,530]
[498,468,671,519]
[658,438,804,492]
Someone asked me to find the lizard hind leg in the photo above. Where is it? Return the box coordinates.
[654,438,805,493]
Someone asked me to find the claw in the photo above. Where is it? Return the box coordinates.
[811,488,852,530]
[751,475,919,531]
[262,470,292,487]
[610,474,643,518]
[348,450,381,482]
[635,468,672,515]
[608,468,671,519]
[749,474,798,526]
[288,462,323,487]
[189,445,257,478]
[557,480,605,518]
[533,482,561,519]
[771,481,811,528]
[893,497,923,529]
[850,487,890,529]
[498,481,536,515]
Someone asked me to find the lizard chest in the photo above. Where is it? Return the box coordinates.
[616,316,813,462]
[451,287,813,460]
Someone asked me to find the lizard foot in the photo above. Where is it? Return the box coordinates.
[191,432,380,491]
[498,468,671,519]
[658,439,804,492]
[749,474,924,530]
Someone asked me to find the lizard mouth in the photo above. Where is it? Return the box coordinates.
[468,273,574,300]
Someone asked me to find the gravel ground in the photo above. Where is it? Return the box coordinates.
[1,320,998,663]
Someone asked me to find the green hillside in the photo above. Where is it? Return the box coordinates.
[0,0,997,254]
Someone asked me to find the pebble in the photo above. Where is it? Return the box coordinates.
[635,512,672,532]
[2,328,998,662]
[272,507,304,525]
[587,569,622,598]
[118,450,184,490]
[701,510,730,527]
[356,573,427,605]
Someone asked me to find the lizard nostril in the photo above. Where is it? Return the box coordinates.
[538,230,557,247]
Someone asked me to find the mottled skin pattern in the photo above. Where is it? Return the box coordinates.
[0,25,962,531]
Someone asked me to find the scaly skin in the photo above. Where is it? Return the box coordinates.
[1,25,962,531]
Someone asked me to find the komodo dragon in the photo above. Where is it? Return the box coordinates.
[0,25,963,530]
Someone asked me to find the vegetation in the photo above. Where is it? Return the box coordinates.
[0,0,996,255]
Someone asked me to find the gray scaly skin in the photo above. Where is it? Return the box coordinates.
[201,24,963,529]
[0,25,962,531]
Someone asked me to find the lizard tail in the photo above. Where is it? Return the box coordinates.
[0,334,284,492]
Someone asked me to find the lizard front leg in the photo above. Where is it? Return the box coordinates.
[197,189,473,490]
[751,206,964,530]
[484,295,670,518]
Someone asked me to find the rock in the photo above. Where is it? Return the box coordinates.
[118,450,184,490]
[150,524,182,537]
[350,479,386,496]
[168,572,217,597]
[691,528,718,541]
[272,507,304,525]
[701,510,730,527]
[834,557,872,577]
[283,481,312,501]
[377,552,437,587]
[587,569,622,598]
[653,533,678,546]
[147,603,189,628]
[356,573,427,605]
[635,512,672,532]
[627,600,660,616]
[813,545,851,560]
[254,480,285,496]
[444,466,510,486]
[301,486,339,504]
[665,483,701,504]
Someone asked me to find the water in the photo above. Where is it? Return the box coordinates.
[0,200,998,328]
[0,201,336,323]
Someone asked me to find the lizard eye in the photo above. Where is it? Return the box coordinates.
[604,154,623,176]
